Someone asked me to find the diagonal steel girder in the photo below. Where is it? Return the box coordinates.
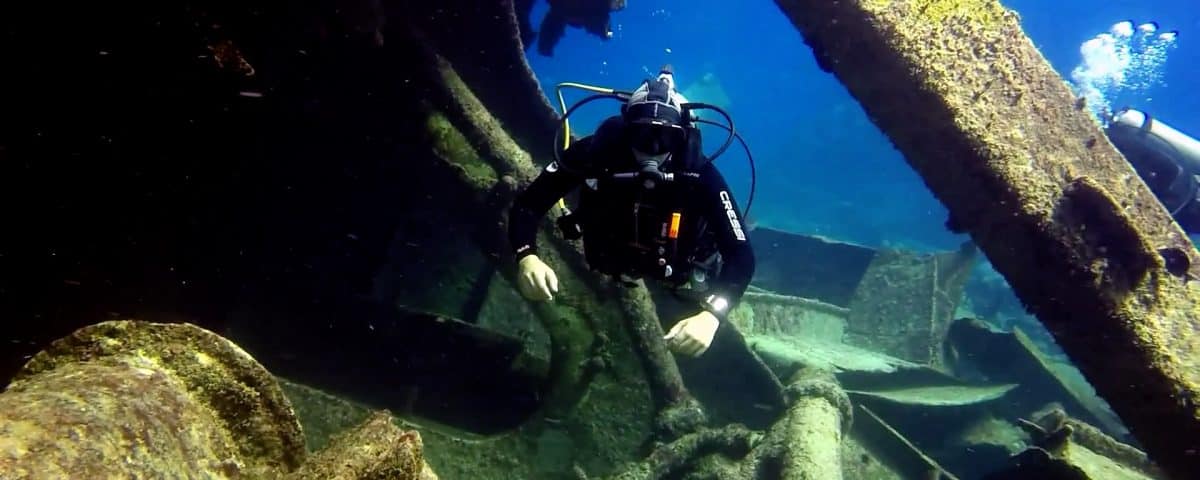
[773,0,1200,477]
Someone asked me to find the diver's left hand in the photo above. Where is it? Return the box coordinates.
[663,311,720,357]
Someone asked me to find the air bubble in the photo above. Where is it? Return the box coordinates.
[1069,20,1179,121]
[1111,20,1134,37]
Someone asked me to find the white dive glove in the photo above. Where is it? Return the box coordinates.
[517,255,559,301]
[663,311,720,357]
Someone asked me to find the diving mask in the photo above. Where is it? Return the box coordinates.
[630,121,686,156]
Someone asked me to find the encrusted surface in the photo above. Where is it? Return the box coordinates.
[3,320,306,478]
[844,246,974,366]
[281,374,654,480]
[773,0,1200,476]
[0,359,241,478]
[287,410,432,480]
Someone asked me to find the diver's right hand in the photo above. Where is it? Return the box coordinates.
[517,254,559,301]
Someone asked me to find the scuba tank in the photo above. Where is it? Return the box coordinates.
[1108,108,1200,173]
[1106,108,1200,215]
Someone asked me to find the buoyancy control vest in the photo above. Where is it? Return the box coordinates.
[559,115,720,284]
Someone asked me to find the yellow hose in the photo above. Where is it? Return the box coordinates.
[553,82,618,212]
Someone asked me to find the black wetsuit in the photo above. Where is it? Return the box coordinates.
[508,116,755,315]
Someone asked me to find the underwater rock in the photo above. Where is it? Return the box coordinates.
[774,0,1200,476]
[0,320,306,478]
[276,378,375,453]
[287,410,436,480]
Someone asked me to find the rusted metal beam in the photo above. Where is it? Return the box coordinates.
[773,0,1200,477]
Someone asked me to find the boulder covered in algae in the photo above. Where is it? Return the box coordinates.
[0,320,306,478]
[288,410,437,480]
[1,320,442,480]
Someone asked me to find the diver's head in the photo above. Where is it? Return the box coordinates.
[623,65,689,170]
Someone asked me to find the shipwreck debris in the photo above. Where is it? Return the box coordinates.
[0,320,305,478]
[854,404,961,480]
[986,405,1162,479]
[846,383,1018,407]
[773,0,1200,475]
[597,367,852,480]
[944,318,1128,440]
[287,410,438,480]
[844,244,977,367]
[0,320,437,480]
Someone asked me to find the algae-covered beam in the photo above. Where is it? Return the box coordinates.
[776,368,852,480]
[598,368,852,480]
[773,0,1200,476]
[614,282,708,438]
[399,20,600,422]
[406,0,561,163]
[405,7,708,434]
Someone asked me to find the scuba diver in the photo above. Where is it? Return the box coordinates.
[1105,108,1200,233]
[508,65,755,357]
[525,0,626,56]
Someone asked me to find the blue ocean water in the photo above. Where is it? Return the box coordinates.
[526,0,1197,251]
